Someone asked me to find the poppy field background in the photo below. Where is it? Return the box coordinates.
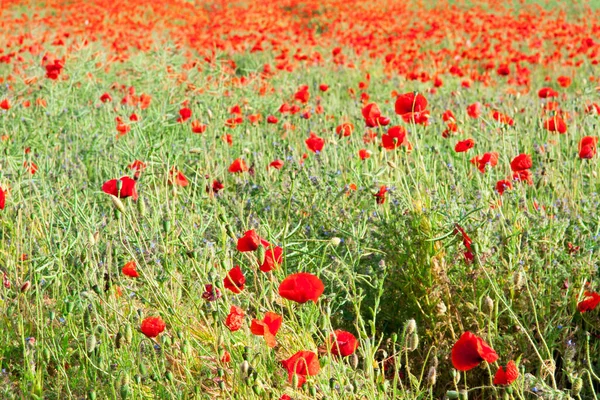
[1,0,600,398]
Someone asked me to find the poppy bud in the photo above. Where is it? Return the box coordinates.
[218,380,225,391]
[408,332,419,351]
[240,360,250,376]
[162,335,171,348]
[88,390,97,400]
[124,325,133,345]
[351,353,359,369]
[89,231,97,247]
[134,374,141,384]
[309,385,317,396]
[427,366,437,386]
[387,160,397,169]
[137,198,146,216]
[165,371,174,382]
[139,363,148,376]
[120,384,130,399]
[483,296,494,315]
[446,391,459,399]
[452,369,461,384]
[256,245,266,265]
[115,330,123,349]
[189,148,203,154]
[162,218,171,234]
[49,311,55,321]
[404,319,416,335]
[217,368,224,377]
[121,372,130,386]
[110,195,126,214]
[243,346,251,361]
[86,334,97,353]
[252,384,263,395]
[20,281,31,292]
[292,373,299,388]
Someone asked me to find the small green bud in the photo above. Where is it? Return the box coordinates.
[86,335,97,353]
[120,384,130,399]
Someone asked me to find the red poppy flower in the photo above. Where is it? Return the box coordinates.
[513,169,533,185]
[122,261,139,278]
[470,152,498,173]
[510,154,532,172]
[496,179,512,195]
[229,158,249,173]
[221,351,231,363]
[455,139,475,153]
[374,185,387,204]
[223,266,245,294]
[229,104,242,115]
[442,110,456,122]
[208,179,224,194]
[451,331,498,371]
[497,64,510,76]
[294,85,310,103]
[358,149,371,160]
[0,99,10,110]
[267,115,279,124]
[140,316,166,338]
[544,116,567,134]
[178,107,192,123]
[319,84,329,92]
[169,169,189,187]
[24,161,38,175]
[305,132,324,153]
[269,160,284,169]
[191,120,207,133]
[102,176,138,200]
[202,284,222,302]
[330,330,359,357]
[237,230,266,252]
[493,360,519,385]
[362,103,388,127]
[281,350,320,387]
[260,246,283,272]
[578,291,600,312]
[129,113,139,122]
[579,136,598,159]
[45,59,64,80]
[100,93,112,103]
[395,92,427,115]
[128,160,146,179]
[467,102,482,119]
[491,111,514,126]
[278,272,324,304]
[336,122,354,137]
[225,305,245,332]
[251,311,283,348]
[0,187,5,210]
[401,110,430,125]
[538,87,558,98]
[557,76,571,88]
[381,126,407,150]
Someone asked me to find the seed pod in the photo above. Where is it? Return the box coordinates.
[408,332,419,351]
[404,319,416,335]
[124,325,133,345]
[426,366,437,386]
[483,296,494,315]
[86,335,97,353]
[120,384,130,399]
[110,195,126,214]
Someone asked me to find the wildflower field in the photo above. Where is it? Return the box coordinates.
[1,0,600,398]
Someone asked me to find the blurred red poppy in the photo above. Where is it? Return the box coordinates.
[470,152,498,173]
[122,261,139,278]
[229,158,249,173]
[260,246,283,272]
[225,305,245,332]
[579,136,598,159]
[169,169,189,187]
[279,272,324,304]
[381,126,407,150]
[510,154,532,172]
[178,107,192,123]
[467,102,482,119]
[493,360,519,385]
[496,179,512,195]
[374,185,387,204]
[251,311,282,347]
[102,176,138,200]
[305,132,325,153]
[578,291,600,312]
[451,331,498,371]
[237,230,268,252]
[140,316,166,338]
[223,266,245,294]
[269,160,284,169]
[395,92,427,115]
[544,116,567,133]
[281,350,320,387]
[455,139,475,153]
[330,330,358,357]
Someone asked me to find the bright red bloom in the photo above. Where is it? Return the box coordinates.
[451,331,498,371]
[223,266,245,294]
[455,139,475,153]
[497,64,510,76]
[140,316,166,338]
[319,84,329,92]
[279,272,324,304]
[492,111,514,126]
[260,246,283,272]
[538,87,558,98]
[45,59,64,80]
[102,176,138,200]
[202,284,222,302]
[496,179,513,195]
[381,126,407,150]
[336,122,354,137]
[493,360,519,385]
[269,160,284,169]
[267,115,279,124]
[0,99,10,110]
[557,76,571,88]
[579,136,598,159]
[330,330,359,357]
[442,110,456,122]
[578,291,600,312]
[209,179,224,194]
[122,261,139,278]
[374,185,387,204]
[229,158,249,173]
[294,85,310,103]
[100,93,112,103]
[191,120,207,133]
[225,305,245,332]
[395,92,427,115]
[221,351,231,363]
[305,132,325,153]
[0,187,5,210]
[513,169,533,185]
[510,154,532,172]
[467,102,482,119]
[251,311,283,347]
[128,160,146,178]
[470,152,498,173]
[169,169,189,187]
[281,350,320,387]
[359,149,371,160]
[178,107,192,123]
[237,230,266,252]
[544,116,567,134]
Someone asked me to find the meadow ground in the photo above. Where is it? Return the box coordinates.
[1,0,600,398]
